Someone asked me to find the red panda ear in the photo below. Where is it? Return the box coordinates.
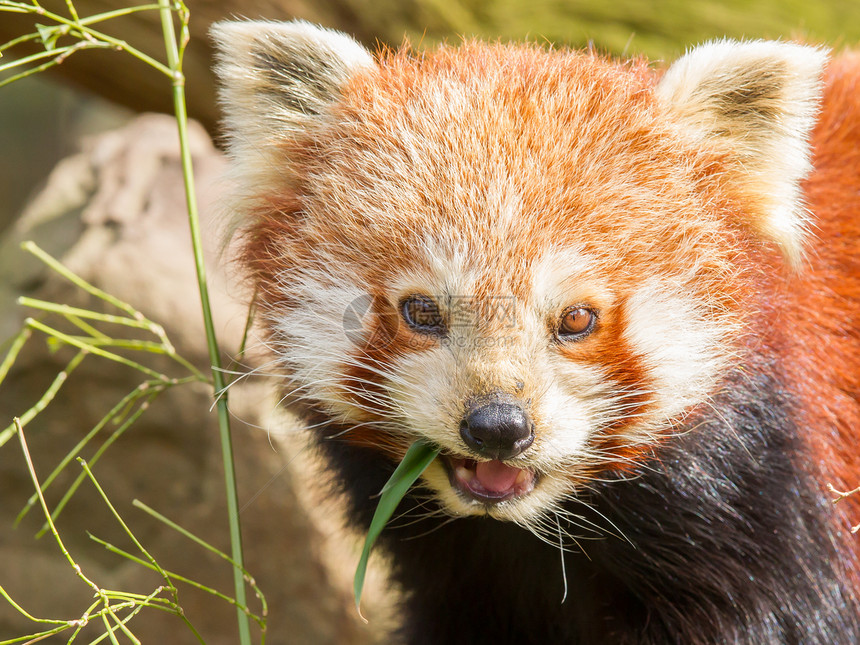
[210,20,374,185]
[655,41,828,266]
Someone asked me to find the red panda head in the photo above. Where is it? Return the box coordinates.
[212,22,826,525]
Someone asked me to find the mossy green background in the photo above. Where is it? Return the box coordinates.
[355,0,860,58]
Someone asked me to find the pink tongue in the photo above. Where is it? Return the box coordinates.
[474,460,521,493]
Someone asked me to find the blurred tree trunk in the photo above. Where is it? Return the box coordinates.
[0,0,468,135]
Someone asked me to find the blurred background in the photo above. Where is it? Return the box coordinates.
[1,1,859,643]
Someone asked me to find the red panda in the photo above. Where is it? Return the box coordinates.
[211,20,860,643]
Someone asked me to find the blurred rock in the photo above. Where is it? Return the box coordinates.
[0,114,388,644]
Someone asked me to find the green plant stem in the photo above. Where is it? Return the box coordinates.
[62,0,80,21]
[90,535,265,628]
[67,599,107,643]
[0,40,102,74]
[0,30,40,53]
[86,588,176,645]
[0,2,159,52]
[156,2,251,643]
[17,244,187,358]
[0,624,70,645]
[18,297,155,332]
[80,459,172,579]
[0,43,97,88]
[100,612,123,645]
[0,2,173,76]
[79,460,206,643]
[56,336,206,381]
[34,391,160,538]
[21,242,144,321]
[65,314,111,340]
[11,422,204,643]
[133,499,267,617]
[0,327,31,387]
[15,420,118,629]
[24,318,166,380]
[0,585,69,626]
[236,289,257,359]
[73,4,163,26]
[12,379,151,526]
[0,350,86,447]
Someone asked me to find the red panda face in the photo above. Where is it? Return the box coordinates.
[212,23,825,525]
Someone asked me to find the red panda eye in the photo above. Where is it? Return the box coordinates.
[558,307,596,340]
[401,295,446,335]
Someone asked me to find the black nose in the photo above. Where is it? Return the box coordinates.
[459,393,534,460]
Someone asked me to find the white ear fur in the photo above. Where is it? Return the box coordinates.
[210,20,374,186]
[656,40,828,265]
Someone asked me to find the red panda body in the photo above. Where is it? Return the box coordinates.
[212,22,860,643]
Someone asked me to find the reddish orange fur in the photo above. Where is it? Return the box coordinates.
[791,52,860,528]
[213,22,860,636]
[237,40,859,539]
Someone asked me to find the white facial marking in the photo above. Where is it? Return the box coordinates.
[535,360,610,462]
[623,279,725,418]
[530,246,602,309]
[269,268,376,421]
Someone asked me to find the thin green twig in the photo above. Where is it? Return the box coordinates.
[15,420,118,631]
[13,380,173,526]
[34,390,160,538]
[237,290,257,360]
[85,339,204,380]
[46,335,206,381]
[134,499,268,619]
[62,0,80,22]
[100,611,123,645]
[0,2,173,76]
[8,424,207,644]
[18,297,155,332]
[0,39,109,88]
[79,459,206,643]
[0,350,86,447]
[0,623,71,644]
[21,242,141,320]
[86,587,167,645]
[64,314,111,341]
[89,535,265,629]
[1,3,262,643]
[0,43,85,72]
[18,244,186,360]
[24,318,168,380]
[0,30,43,53]
[80,458,170,582]
[157,2,253,642]
[0,2,29,14]
[0,585,69,626]
[0,327,32,388]
[74,4,163,26]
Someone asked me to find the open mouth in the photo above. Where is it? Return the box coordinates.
[443,455,537,504]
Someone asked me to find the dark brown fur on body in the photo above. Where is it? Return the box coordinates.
[212,21,860,643]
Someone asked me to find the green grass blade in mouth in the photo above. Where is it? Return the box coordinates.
[353,440,440,618]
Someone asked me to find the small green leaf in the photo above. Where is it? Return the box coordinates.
[353,440,439,618]
[35,24,62,52]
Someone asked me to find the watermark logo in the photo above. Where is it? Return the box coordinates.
[448,296,517,329]
[342,294,397,348]
[342,294,518,349]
